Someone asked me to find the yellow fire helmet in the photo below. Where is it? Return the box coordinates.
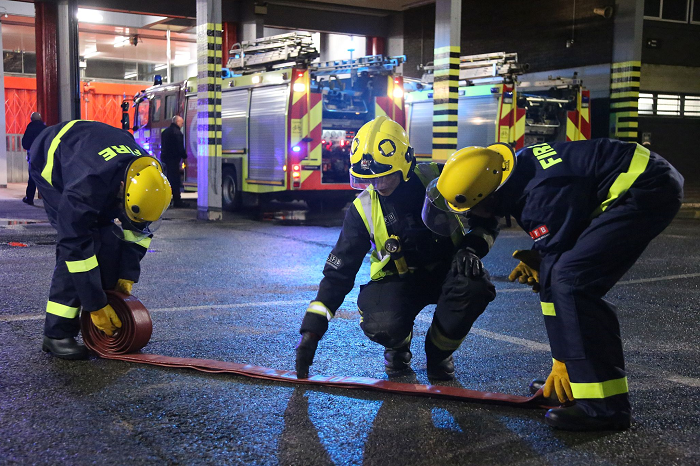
[349,116,415,190]
[124,156,172,223]
[434,143,516,212]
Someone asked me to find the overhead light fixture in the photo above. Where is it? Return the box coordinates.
[77,8,103,23]
[154,64,168,71]
[114,36,130,48]
[124,72,138,79]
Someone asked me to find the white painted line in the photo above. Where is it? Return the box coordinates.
[616,272,700,285]
[148,299,310,313]
[499,271,700,293]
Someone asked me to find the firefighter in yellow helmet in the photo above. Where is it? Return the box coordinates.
[29,120,172,359]
[295,116,499,380]
[427,139,683,431]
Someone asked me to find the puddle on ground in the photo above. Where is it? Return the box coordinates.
[0,219,46,226]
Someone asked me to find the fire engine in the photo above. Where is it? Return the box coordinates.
[405,52,591,160]
[131,32,406,210]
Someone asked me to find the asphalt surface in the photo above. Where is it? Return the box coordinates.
[1,184,699,465]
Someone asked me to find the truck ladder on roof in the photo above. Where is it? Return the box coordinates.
[311,55,406,77]
[421,51,528,85]
[226,31,319,73]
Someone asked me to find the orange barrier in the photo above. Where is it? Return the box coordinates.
[4,76,145,132]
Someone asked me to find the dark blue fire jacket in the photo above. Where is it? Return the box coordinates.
[30,120,152,312]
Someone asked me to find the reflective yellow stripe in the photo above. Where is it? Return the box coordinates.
[592,144,650,217]
[41,120,82,186]
[46,301,80,319]
[354,187,392,280]
[122,230,152,248]
[65,255,98,273]
[428,324,464,351]
[306,301,333,321]
[541,302,556,316]
[571,377,629,399]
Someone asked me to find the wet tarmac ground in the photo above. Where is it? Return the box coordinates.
[1,188,699,465]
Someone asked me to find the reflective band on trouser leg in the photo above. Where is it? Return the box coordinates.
[46,301,80,319]
[90,292,551,409]
[570,377,629,399]
[591,144,650,218]
[306,301,333,321]
[122,231,152,248]
[41,120,82,186]
[65,255,99,273]
[541,302,556,316]
[428,323,464,352]
[389,331,412,350]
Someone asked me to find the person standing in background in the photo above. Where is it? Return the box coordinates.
[21,112,46,205]
[160,115,189,208]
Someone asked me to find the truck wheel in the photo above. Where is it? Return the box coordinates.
[222,167,240,211]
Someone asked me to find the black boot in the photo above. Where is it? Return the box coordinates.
[384,346,412,373]
[545,403,631,431]
[425,336,455,380]
[427,354,455,380]
[42,336,88,360]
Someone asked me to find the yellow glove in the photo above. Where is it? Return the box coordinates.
[543,359,574,404]
[508,249,541,292]
[115,279,134,295]
[90,304,122,336]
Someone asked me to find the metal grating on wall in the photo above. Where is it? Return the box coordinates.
[457,95,499,149]
[408,100,433,156]
[248,85,288,182]
[221,89,249,152]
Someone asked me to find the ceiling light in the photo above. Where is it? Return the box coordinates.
[77,9,103,23]
[114,36,130,48]
[154,64,168,71]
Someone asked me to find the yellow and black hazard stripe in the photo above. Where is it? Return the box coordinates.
[610,61,640,142]
[200,23,222,153]
[432,46,460,161]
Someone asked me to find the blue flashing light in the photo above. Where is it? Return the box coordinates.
[292,145,301,153]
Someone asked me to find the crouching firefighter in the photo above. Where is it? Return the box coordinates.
[295,116,498,380]
[30,120,172,359]
[429,139,683,431]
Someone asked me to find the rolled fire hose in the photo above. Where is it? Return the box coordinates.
[81,291,550,409]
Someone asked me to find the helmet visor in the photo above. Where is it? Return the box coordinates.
[350,172,401,192]
[421,179,467,236]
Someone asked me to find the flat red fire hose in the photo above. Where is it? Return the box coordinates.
[81,291,550,409]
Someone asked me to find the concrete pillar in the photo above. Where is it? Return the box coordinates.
[431,0,461,161]
[57,0,81,121]
[319,33,330,62]
[240,1,264,42]
[35,2,60,126]
[609,0,644,142]
[365,37,385,56]
[0,20,7,188]
[196,0,223,221]
[387,12,404,75]
[222,21,238,66]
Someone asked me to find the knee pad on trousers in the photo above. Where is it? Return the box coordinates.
[361,321,411,349]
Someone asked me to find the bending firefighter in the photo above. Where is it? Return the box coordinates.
[295,116,498,380]
[426,139,683,431]
[30,120,172,359]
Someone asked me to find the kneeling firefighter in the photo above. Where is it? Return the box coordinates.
[427,139,683,431]
[30,120,172,360]
[295,116,498,380]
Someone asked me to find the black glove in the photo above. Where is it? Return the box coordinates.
[452,248,484,279]
[295,332,320,379]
